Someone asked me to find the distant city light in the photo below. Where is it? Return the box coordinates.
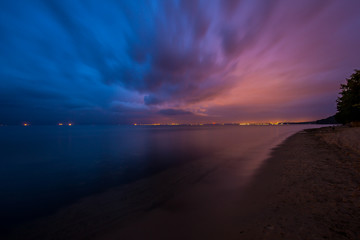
[23,123,29,126]
[68,123,72,126]
[58,123,63,126]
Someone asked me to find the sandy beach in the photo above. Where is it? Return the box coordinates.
[4,126,360,240]
[96,126,360,240]
[231,126,360,239]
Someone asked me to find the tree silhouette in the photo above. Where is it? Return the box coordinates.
[335,69,360,124]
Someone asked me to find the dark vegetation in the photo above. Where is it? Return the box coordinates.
[335,69,360,124]
[315,115,338,124]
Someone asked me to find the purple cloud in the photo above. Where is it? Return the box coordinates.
[0,0,360,124]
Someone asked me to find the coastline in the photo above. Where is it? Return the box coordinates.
[235,126,360,239]
[4,126,360,239]
[97,126,360,240]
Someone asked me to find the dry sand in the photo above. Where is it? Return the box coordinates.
[4,126,360,240]
[235,126,360,239]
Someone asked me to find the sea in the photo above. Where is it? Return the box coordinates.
[0,124,324,231]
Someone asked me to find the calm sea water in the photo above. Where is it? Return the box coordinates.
[0,125,323,229]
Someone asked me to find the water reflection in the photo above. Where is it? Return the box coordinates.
[0,125,321,229]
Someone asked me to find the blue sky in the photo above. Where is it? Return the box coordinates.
[1,0,360,124]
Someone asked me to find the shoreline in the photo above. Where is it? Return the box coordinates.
[4,126,360,239]
[235,126,360,239]
[96,126,360,240]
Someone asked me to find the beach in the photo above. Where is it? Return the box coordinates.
[236,126,360,239]
[95,126,360,240]
[4,126,360,239]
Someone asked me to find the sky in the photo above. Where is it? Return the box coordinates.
[1,0,360,125]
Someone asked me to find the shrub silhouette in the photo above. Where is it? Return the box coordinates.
[335,69,360,124]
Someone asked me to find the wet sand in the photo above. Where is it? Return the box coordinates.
[4,126,360,239]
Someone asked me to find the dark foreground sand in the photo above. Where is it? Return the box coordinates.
[231,126,360,239]
[4,126,360,240]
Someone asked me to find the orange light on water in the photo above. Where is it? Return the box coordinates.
[23,123,29,126]
[58,123,63,126]
[68,123,72,126]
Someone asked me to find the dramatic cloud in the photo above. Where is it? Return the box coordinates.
[0,0,359,124]
[158,109,193,116]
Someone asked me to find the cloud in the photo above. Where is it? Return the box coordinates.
[144,95,163,105]
[158,109,194,116]
[0,0,360,124]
